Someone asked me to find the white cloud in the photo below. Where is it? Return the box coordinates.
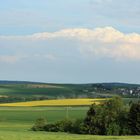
[30,26,125,42]
[1,26,140,61]
[27,26,140,45]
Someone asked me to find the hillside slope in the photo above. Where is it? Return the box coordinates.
[0,81,140,103]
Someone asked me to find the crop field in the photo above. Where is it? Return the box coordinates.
[0,98,106,107]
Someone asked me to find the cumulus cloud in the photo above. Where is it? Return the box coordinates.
[1,26,140,61]
[30,27,140,44]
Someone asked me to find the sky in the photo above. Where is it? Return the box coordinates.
[0,0,140,83]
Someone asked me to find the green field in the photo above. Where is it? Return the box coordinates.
[0,82,139,100]
[0,106,139,140]
[0,83,74,97]
[0,131,139,140]
[0,106,88,131]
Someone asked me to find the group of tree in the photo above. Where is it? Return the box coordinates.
[32,97,140,135]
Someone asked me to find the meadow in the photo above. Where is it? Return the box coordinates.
[0,106,139,140]
[0,106,88,131]
[0,131,140,140]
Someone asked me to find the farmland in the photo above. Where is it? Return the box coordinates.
[0,81,140,104]
[0,98,106,107]
[0,81,139,139]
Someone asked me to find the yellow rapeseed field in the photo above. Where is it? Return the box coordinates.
[0,98,106,107]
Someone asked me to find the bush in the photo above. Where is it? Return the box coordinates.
[44,119,84,133]
[70,119,84,134]
[106,122,120,135]
[44,119,73,132]
[44,123,60,132]
[32,118,47,131]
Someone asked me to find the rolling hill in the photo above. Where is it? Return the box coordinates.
[0,80,139,103]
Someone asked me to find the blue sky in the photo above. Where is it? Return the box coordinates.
[0,0,140,83]
[1,0,140,35]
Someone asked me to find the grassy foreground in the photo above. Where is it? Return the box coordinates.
[0,106,139,139]
[0,101,139,140]
[0,131,139,140]
[0,98,105,107]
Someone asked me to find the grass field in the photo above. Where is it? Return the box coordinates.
[0,106,139,139]
[0,106,88,131]
[0,131,139,140]
[0,83,87,97]
[0,98,106,107]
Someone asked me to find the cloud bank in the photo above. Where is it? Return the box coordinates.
[1,26,140,61]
